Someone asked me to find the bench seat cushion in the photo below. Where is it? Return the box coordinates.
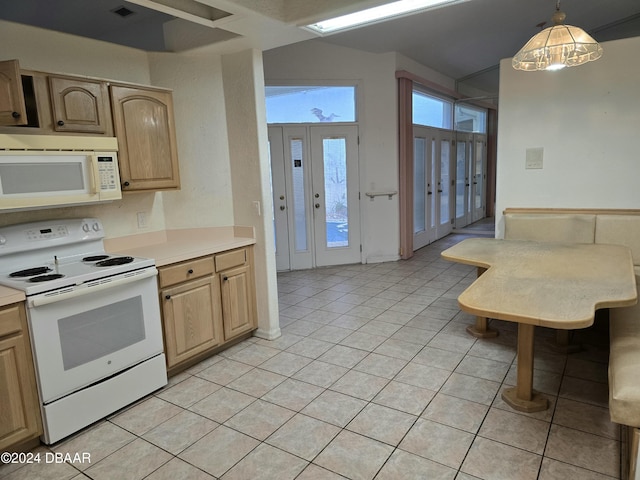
[504,213,596,243]
[609,285,640,426]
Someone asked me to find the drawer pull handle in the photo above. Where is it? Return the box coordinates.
[12,111,20,118]
[188,269,194,274]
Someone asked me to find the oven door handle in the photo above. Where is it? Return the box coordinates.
[29,267,158,308]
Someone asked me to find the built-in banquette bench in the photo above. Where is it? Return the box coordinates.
[503,208,640,480]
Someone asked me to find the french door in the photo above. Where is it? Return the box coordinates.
[268,125,361,270]
[413,126,453,250]
[472,135,487,222]
[455,133,473,228]
[454,133,487,228]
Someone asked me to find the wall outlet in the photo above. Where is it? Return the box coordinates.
[137,212,149,228]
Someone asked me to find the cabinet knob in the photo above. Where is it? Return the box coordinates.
[57,120,65,126]
[122,181,130,188]
[11,111,20,119]
[223,276,228,281]
[188,269,194,274]
[165,294,171,300]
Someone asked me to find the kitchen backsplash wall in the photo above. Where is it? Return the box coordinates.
[0,192,165,238]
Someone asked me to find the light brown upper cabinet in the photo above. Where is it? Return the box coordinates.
[0,60,28,126]
[110,85,180,192]
[48,75,113,134]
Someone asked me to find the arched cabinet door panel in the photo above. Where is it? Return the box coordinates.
[48,76,112,134]
[0,60,28,126]
[110,84,180,192]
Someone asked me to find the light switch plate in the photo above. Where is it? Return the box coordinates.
[525,147,544,169]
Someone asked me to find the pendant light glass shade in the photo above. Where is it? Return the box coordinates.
[512,6,603,71]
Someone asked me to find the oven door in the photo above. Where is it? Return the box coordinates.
[26,267,164,404]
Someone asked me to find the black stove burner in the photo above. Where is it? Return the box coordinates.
[29,274,65,283]
[83,255,110,262]
[10,266,52,278]
[95,256,134,267]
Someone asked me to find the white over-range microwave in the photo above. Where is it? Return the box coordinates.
[0,134,121,211]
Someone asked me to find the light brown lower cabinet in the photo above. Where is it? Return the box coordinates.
[0,303,42,451]
[159,246,257,373]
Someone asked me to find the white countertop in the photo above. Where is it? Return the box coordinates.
[104,226,256,267]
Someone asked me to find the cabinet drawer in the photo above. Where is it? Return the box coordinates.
[215,248,247,272]
[159,257,215,288]
[0,305,23,338]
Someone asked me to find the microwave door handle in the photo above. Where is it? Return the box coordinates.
[89,155,100,194]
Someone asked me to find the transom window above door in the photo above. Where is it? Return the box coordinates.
[265,86,356,124]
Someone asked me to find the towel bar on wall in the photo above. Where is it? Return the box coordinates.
[365,191,397,200]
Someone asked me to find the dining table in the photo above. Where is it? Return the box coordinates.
[441,238,637,412]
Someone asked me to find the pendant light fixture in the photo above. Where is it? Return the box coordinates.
[512,1,603,71]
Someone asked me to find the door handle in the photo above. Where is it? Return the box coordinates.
[437,190,443,193]
[427,191,433,195]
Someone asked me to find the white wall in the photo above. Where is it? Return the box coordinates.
[495,37,640,237]
[148,51,235,229]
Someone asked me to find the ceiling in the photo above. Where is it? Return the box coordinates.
[2,0,640,94]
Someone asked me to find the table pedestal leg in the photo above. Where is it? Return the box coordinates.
[546,329,581,354]
[465,267,499,338]
[502,323,548,412]
[466,316,499,338]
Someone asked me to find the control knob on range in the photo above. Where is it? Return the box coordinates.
[82,223,90,233]
[92,222,101,232]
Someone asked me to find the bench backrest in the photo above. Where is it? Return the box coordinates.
[504,208,640,268]
[504,213,596,243]
[596,215,640,267]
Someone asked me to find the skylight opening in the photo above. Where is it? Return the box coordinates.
[306,0,463,34]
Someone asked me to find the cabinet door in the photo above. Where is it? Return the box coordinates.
[0,60,28,126]
[220,264,257,340]
[161,276,222,368]
[48,76,112,134]
[110,85,180,191]
[0,304,41,450]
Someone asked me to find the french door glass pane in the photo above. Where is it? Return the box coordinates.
[475,140,484,209]
[456,141,466,218]
[290,138,308,251]
[414,138,426,233]
[323,137,349,248]
[440,139,450,225]
[430,139,436,228]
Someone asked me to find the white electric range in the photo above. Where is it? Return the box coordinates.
[0,218,167,444]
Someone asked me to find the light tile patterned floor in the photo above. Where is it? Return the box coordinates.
[0,233,622,480]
